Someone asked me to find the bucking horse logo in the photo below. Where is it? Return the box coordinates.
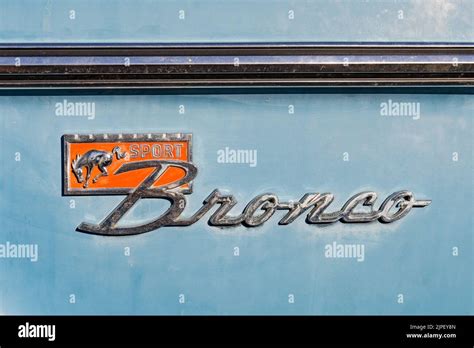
[72,146,127,188]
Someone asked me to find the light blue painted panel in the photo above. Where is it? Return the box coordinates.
[0,0,472,43]
[0,89,472,314]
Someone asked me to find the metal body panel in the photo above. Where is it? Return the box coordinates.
[0,88,471,314]
[0,0,472,317]
[0,0,472,43]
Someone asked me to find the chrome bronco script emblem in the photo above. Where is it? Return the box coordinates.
[63,133,431,236]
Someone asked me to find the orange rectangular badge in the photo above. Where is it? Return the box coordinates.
[62,133,192,195]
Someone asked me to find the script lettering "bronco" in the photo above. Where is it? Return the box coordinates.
[76,161,431,236]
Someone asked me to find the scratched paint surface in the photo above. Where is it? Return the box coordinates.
[0,0,472,43]
[0,89,472,314]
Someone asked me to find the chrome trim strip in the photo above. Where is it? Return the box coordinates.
[0,44,472,87]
